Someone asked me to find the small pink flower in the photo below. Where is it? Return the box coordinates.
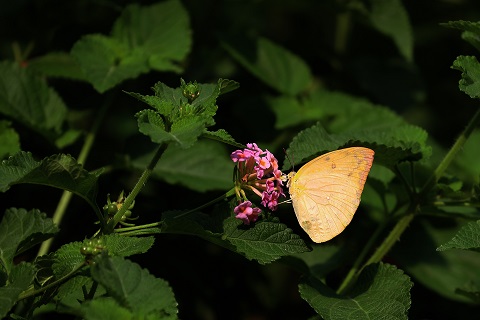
[231,149,255,162]
[257,153,271,170]
[261,190,281,211]
[234,201,261,225]
[265,179,275,192]
[246,143,261,152]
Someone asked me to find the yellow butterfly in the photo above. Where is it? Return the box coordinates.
[287,147,374,243]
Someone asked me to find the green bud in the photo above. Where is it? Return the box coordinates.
[180,79,200,102]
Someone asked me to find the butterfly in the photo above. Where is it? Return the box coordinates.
[287,147,374,243]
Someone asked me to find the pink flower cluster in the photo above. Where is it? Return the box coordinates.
[231,143,285,225]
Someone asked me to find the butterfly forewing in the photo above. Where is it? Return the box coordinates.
[289,147,374,243]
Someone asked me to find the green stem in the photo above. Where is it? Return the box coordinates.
[334,11,351,56]
[363,213,414,266]
[37,96,113,257]
[106,143,168,233]
[112,188,236,236]
[85,281,98,300]
[421,108,480,195]
[173,188,236,220]
[338,212,414,294]
[18,262,86,300]
[114,222,162,233]
[393,164,415,200]
[336,219,389,294]
[113,228,161,236]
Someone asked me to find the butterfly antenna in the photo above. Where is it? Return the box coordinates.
[283,148,295,172]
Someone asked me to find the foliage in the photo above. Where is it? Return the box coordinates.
[1,0,480,319]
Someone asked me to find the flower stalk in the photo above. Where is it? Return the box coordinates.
[106,143,168,233]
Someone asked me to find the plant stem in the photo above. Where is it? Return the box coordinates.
[106,143,168,233]
[363,213,414,266]
[114,222,162,233]
[337,212,414,294]
[85,281,98,300]
[334,11,351,56]
[173,187,236,220]
[112,188,236,236]
[37,96,113,257]
[421,108,480,195]
[113,228,161,236]
[336,219,389,294]
[18,262,86,300]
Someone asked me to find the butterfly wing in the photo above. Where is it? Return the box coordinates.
[289,147,374,243]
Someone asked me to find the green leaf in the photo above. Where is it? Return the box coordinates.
[53,274,108,311]
[366,0,413,62]
[223,37,312,95]
[223,217,310,265]
[318,93,406,134]
[442,20,480,52]
[451,129,480,184]
[284,122,429,170]
[0,61,67,140]
[0,121,20,159]
[135,109,167,139]
[299,263,412,320]
[437,220,480,252]
[456,284,480,304]
[267,96,309,129]
[72,0,191,93]
[52,242,85,278]
[217,78,240,95]
[391,219,480,303]
[71,34,147,93]
[91,255,177,318]
[111,0,191,72]
[150,81,185,109]
[136,110,205,148]
[168,115,206,148]
[451,55,480,98]
[52,234,154,279]
[442,20,480,34]
[27,52,86,81]
[81,297,132,320]
[0,262,36,319]
[0,152,102,213]
[55,274,92,303]
[102,234,155,257]
[202,129,244,148]
[126,92,175,117]
[133,140,232,192]
[0,208,57,275]
[269,89,406,130]
[55,129,83,149]
[161,209,310,265]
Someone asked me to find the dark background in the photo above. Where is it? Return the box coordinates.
[2,0,480,319]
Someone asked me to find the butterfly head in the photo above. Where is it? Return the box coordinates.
[282,171,296,188]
